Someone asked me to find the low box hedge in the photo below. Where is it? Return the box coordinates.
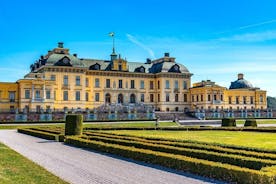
[221,118,236,127]
[84,131,276,161]
[18,128,64,142]
[65,136,275,184]
[244,119,258,127]
[82,134,276,170]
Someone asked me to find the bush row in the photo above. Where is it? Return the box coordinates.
[89,130,276,154]
[65,136,275,184]
[17,128,64,142]
[29,127,63,135]
[84,126,276,133]
[82,134,276,170]
[85,131,276,160]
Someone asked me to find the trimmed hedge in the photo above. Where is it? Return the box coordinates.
[92,131,276,154]
[81,134,276,170]
[18,128,59,141]
[221,118,236,127]
[65,136,275,184]
[65,115,83,136]
[244,119,258,127]
[85,131,276,160]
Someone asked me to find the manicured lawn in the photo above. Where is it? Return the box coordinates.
[0,143,67,184]
[105,130,276,151]
[236,119,276,124]
[0,121,177,130]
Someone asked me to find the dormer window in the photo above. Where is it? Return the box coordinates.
[54,56,72,66]
[168,64,181,73]
[134,66,145,73]
[89,63,101,70]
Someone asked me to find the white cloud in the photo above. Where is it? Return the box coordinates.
[126,34,156,59]
[217,31,276,42]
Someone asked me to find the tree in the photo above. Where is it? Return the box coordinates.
[267,96,276,110]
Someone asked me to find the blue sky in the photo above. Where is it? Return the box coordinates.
[1,0,276,96]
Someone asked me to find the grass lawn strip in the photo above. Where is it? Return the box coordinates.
[0,143,67,184]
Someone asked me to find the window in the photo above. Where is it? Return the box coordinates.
[76,76,81,86]
[243,96,247,104]
[260,95,263,103]
[118,80,123,88]
[35,90,40,98]
[118,94,123,103]
[63,75,68,86]
[229,96,232,104]
[250,96,254,104]
[140,94,144,102]
[150,94,154,102]
[175,94,179,102]
[9,91,15,102]
[166,93,170,102]
[105,93,111,103]
[165,80,170,89]
[25,90,30,99]
[106,79,110,88]
[192,95,194,102]
[150,81,154,89]
[183,81,187,89]
[46,90,51,99]
[130,94,136,103]
[95,93,100,102]
[158,94,160,102]
[86,92,89,101]
[236,96,239,104]
[85,78,89,87]
[201,94,203,101]
[76,91,80,101]
[63,91,68,101]
[208,94,211,101]
[10,105,15,112]
[214,94,217,101]
[174,80,179,89]
[118,63,122,71]
[157,81,160,89]
[95,78,100,87]
[140,80,144,89]
[50,75,56,81]
[221,94,223,101]
[130,80,135,89]
[184,94,187,102]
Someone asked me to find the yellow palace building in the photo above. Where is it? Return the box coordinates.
[0,42,267,113]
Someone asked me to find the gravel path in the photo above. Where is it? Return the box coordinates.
[0,130,222,184]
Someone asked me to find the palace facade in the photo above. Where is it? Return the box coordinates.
[0,42,267,113]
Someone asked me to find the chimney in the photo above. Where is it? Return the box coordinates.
[164,52,170,57]
[58,42,64,48]
[73,53,77,57]
[238,73,244,80]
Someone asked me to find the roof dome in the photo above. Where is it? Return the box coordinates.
[229,73,253,89]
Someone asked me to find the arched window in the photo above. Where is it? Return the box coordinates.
[118,94,124,104]
[130,94,136,103]
[105,93,111,104]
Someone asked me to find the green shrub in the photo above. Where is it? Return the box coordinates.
[81,134,276,170]
[221,118,236,127]
[65,137,275,184]
[84,131,276,160]
[18,128,58,141]
[65,115,83,136]
[244,119,257,127]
